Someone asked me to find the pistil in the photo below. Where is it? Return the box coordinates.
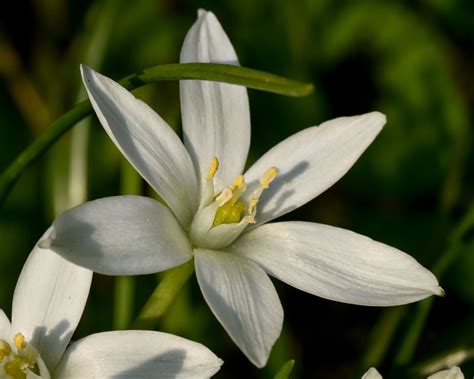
[189,157,279,250]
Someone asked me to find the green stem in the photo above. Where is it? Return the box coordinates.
[416,347,474,377]
[132,260,195,330]
[394,204,474,366]
[0,63,313,207]
[360,306,407,371]
[113,276,136,330]
[113,160,142,330]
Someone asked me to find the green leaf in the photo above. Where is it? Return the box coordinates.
[121,63,314,97]
[0,63,313,208]
[274,359,295,379]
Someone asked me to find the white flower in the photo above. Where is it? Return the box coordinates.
[427,367,464,379]
[1,231,222,378]
[362,367,383,379]
[363,366,464,379]
[42,10,443,367]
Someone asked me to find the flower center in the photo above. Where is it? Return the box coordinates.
[212,174,248,226]
[0,333,49,379]
[188,157,278,250]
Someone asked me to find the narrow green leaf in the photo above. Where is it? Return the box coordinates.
[121,63,314,97]
[132,260,195,330]
[0,63,313,207]
[274,359,295,379]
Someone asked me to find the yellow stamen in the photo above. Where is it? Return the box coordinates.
[259,167,279,189]
[215,188,233,206]
[0,339,12,361]
[206,157,219,180]
[13,334,25,350]
[230,175,244,189]
[248,197,259,214]
[244,215,256,224]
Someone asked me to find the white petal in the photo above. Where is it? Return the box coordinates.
[244,112,386,225]
[0,309,11,339]
[428,367,464,379]
[81,65,198,227]
[12,229,92,371]
[195,249,283,367]
[43,196,192,275]
[27,356,51,379]
[229,222,443,306]
[180,10,250,191]
[362,367,383,379]
[53,331,223,378]
[26,371,42,379]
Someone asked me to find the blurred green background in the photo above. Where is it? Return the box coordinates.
[0,0,473,378]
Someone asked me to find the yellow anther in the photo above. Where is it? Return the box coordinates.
[13,333,25,350]
[259,167,279,189]
[0,339,12,361]
[206,157,219,180]
[230,175,245,190]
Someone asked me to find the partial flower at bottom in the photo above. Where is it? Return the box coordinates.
[43,9,443,368]
[362,367,464,379]
[0,230,222,378]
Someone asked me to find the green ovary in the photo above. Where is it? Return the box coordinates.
[213,201,246,226]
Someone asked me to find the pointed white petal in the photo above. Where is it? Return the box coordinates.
[12,229,92,371]
[244,112,386,225]
[362,367,383,379]
[81,65,198,227]
[229,222,442,306]
[53,331,223,378]
[44,196,192,275]
[0,309,11,339]
[428,367,464,379]
[195,249,283,367]
[180,10,250,190]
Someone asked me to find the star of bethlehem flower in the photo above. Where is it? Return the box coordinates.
[363,366,464,379]
[1,231,222,378]
[41,9,443,368]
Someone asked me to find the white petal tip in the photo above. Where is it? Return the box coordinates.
[197,8,208,17]
[80,64,97,82]
[38,229,54,249]
[362,367,383,379]
[80,63,90,74]
[254,358,268,369]
[366,111,387,128]
[428,366,464,379]
[435,286,446,297]
[38,239,50,249]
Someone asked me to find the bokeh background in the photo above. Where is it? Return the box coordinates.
[1,1,473,378]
